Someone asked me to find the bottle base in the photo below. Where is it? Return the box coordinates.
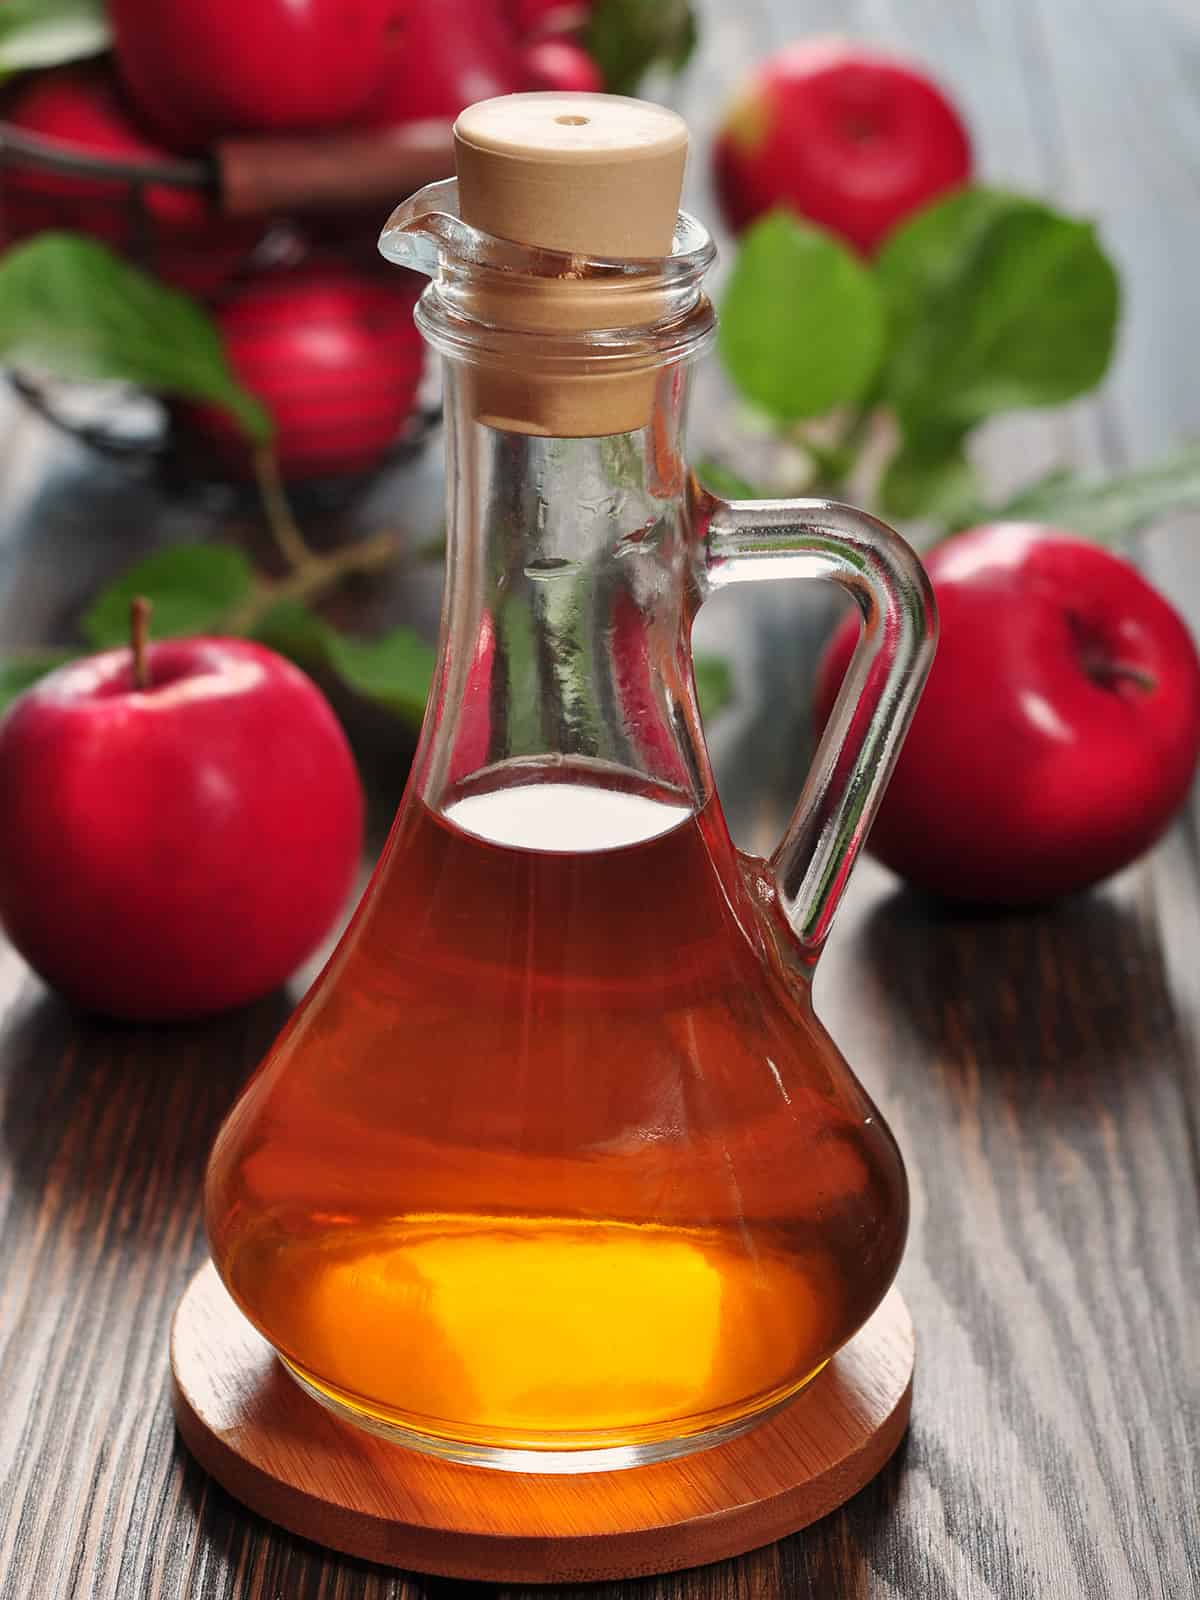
[279,1356,828,1475]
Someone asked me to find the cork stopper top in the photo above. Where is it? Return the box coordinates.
[453,93,688,260]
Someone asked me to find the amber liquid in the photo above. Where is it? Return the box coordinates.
[206,771,906,1458]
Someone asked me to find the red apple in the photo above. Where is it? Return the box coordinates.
[109,0,397,150]
[523,38,604,94]
[713,39,971,253]
[370,0,527,126]
[0,64,258,296]
[176,262,424,480]
[0,637,364,1019]
[815,524,1200,904]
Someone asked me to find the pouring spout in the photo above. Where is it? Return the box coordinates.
[377,178,470,278]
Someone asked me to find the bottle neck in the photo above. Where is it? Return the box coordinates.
[412,357,714,819]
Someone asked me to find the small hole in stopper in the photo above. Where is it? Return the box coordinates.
[554,114,590,126]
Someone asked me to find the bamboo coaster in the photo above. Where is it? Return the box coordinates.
[172,1262,913,1584]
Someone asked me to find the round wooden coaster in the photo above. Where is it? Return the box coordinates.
[171,1262,913,1584]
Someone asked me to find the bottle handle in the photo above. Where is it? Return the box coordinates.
[701,494,937,956]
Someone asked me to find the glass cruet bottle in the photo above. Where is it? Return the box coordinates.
[205,93,937,1474]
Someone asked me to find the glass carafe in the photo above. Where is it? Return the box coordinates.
[205,167,936,1474]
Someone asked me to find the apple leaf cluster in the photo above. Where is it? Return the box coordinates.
[719,185,1122,525]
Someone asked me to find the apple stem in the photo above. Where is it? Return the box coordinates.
[130,596,152,690]
[223,528,402,636]
[1103,661,1157,695]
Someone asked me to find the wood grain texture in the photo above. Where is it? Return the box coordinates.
[170,1267,913,1584]
[4,844,1197,1599]
[2,1,1199,1596]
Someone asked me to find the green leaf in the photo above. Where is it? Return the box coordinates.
[695,459,761,500]
[972,445,1200,543]
[0,651,76,714]
[251,601,434,725]
[0,235,271,443]
[585,0,696,94]
[694,653,733,721]
[0,0,109,75]
[876,186,1120,434]
[323,627,435,723]
[874,188,1021,356]
[249,599,331,668]
[82,545,255,648]
[719,211,886,424]
[879,432,981,522]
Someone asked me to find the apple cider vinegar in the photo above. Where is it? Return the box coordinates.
[207,774,906,1455]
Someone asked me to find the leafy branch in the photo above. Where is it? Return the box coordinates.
[0,234,438,715]
[969,449,1200,541]
[709,185,1178,537]
[698,446,1200,554]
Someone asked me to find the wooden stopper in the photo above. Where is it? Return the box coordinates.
[451,93,690,436]
[454,93,687,257]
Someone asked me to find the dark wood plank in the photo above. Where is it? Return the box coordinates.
[822,858,1200,1600]
[0,958,431,1600]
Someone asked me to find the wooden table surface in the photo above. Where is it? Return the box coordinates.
[2,2,1199,1597]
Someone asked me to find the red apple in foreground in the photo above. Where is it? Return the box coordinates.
[815,525,1200,904]
[177,262,423,480]
[713,39,971,253]
[0,637,364,1019]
